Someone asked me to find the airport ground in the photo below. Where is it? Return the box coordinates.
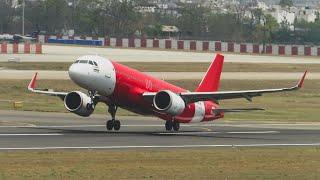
[0,45,319,179]
[0,148,319,179]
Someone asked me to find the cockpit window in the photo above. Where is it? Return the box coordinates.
[74,60,79,64]
[93,61,98,66]
[79,60,88,64]
[89,60,94,65]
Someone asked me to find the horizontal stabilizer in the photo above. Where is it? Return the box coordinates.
[213,108,265,114]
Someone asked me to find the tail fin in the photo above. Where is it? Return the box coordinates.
[195,54,224,92]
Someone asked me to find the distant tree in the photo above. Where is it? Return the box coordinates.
[207,13,239,41]
[279,0,293,8]
[0,0,14,33]
[275,19,293,43]
[40,0,69,34]
[177,4,208,38]
[253,14,279,52]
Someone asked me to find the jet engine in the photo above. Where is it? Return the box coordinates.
[153,90,185,116]
[64,91,94,117]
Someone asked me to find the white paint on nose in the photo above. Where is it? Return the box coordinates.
[68,64,91,89]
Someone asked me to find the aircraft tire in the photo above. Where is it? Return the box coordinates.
[173,121,180,131]
[114,120,121,131]
[165,121,173,131]
[106,120,114,131]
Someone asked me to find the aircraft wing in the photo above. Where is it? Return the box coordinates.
[143,71,307,104]
[27,72,68,100]
[28,73,106,103]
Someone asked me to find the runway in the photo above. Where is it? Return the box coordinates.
[0,110,319,150]
[1,45,320,63]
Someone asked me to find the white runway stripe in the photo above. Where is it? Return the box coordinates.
[156,132,221,135]
[227,131,279,134]
[0,143,320,150]
[156,131,279,135]
[0,133,63,136]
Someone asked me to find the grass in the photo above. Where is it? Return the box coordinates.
[0,79,318,122]
[0,147,319,179]
[0,61,318,72]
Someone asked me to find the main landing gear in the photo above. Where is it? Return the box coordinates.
[106,105,121,131]
[165,120,180,131]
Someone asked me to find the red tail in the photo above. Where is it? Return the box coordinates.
[195,54,224,92]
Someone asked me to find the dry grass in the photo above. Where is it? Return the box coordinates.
[0,62,318,72]
[0,147,319,179]
[0,79,318,121]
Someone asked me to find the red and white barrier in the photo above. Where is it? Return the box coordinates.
[0,43,42,54]
[38,35,320,56]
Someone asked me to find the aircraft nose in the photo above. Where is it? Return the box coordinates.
[68,64,87,84]
[68,64,78,81]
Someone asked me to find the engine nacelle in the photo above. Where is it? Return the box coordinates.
[153,90,185,116]
[64,91,94,117]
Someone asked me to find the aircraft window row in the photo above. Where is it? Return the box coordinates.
[74,60,98,66]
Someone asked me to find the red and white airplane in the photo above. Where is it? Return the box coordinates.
[28,54,307,131]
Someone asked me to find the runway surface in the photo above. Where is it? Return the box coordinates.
[0,110,319,150]
[0,70,316,80]
[1,45,320,63]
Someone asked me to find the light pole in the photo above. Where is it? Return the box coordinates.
[22,0,25,35]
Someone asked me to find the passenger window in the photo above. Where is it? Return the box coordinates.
[89,61,94,65]
[93,61,98,66]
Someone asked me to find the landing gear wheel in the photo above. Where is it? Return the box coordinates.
[173,121,180,131]
[114,120,121,131]
[106,105,121,131]
[165,121,173,131]
[106,120,114,131]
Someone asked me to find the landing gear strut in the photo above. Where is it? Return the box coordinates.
[87,90,97,110]
[165,120,180,131]
[106,105,121,131]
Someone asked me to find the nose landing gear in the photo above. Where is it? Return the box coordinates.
[87,90,97,110]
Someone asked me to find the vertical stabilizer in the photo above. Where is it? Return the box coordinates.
[195,54,224,92]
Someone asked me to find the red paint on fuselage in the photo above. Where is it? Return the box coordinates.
[110,62,223,123]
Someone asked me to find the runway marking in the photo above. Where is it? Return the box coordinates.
[0,143,320,150]
[156,132,221,135]
[227,131,279,134]
[0,133,63,136]
[155,131,278,135]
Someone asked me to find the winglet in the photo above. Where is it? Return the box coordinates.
[28,72,38,91]
[297,70,307,88]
